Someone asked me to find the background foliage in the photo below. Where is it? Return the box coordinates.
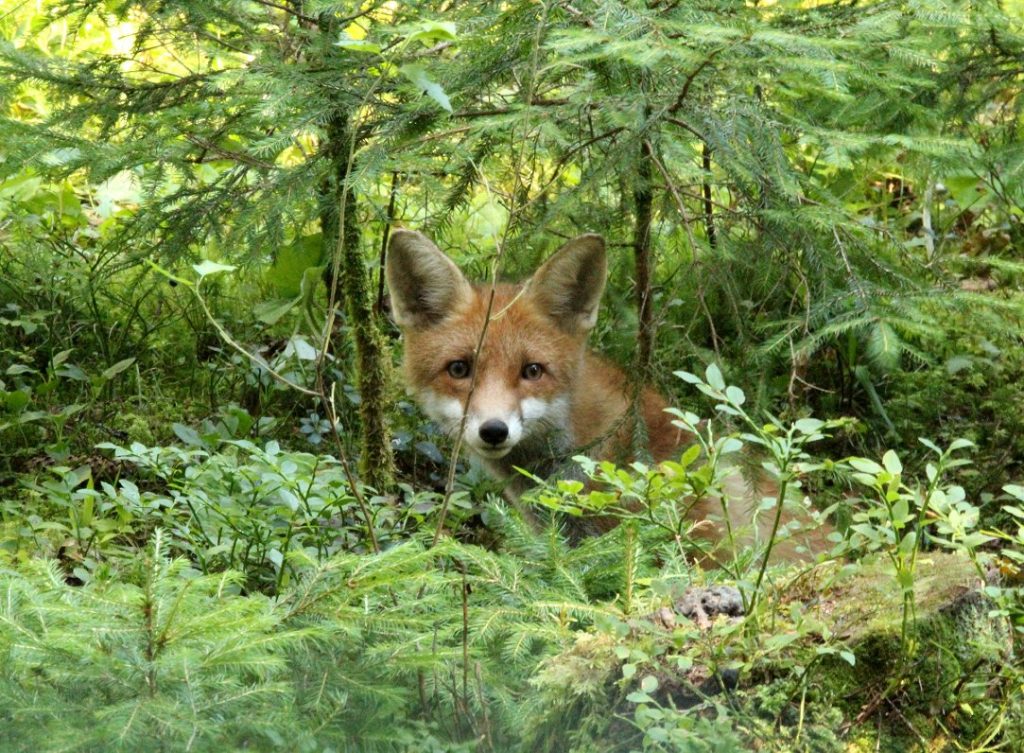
[1,0,1022,750]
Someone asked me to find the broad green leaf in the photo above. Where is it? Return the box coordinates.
[865,321,902,373]
[56,364,88,382]
[2,390,29,412]
[283,337,318,361]
[268,234,322,297]
[725,385,746,406]
[1003,485,1024,503]
[254,297,300,326]
[848,457,883,475]
[93,170,140,219]
[945,355,972,375]
[101,358,136,381]
[400,65,453,112]
[882,450,902,474]
[705,363,725,390]
[892,498,910,526]
[172,423,205,447]
[406,20,458,46]
[193,260,237,279]
[794,418,825,435]
[335,36,382,54]
[52,349,73,367]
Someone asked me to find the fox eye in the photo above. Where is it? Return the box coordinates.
[521,362,544,381]
[446,360,471,379]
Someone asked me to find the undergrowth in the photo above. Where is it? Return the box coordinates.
[1,369,1021,752]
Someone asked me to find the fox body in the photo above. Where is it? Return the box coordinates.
[387,230,831,558]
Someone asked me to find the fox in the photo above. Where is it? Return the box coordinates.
[386,230,832,562]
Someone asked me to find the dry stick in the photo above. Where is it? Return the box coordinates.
[461,564,470,710]
[634,135,655,374]
[321,381,380,554]
[474,661,495,752]
[668,45,731,115]
[249,0,318,24]
[701,141,717,249]
[187,278,318,397]
[430,283,497,548]
[430,210,522,548]
[375,171,401,315]
[647,152,723,361]
[417,13,554,719]
[430,1,551,547]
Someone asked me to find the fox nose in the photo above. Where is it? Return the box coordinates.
[478,419,509,446]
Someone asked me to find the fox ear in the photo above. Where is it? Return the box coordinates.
[527,234,607,333]
[387,230,473,328]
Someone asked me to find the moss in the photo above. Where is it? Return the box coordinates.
[811,552,1011,747]
[523,553,1012,751]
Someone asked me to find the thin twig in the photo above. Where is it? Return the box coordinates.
[249,0,317,24]
[702,141,717,249]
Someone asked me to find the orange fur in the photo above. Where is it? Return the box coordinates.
[387,231,833,561]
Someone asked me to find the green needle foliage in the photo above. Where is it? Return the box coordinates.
[2,0,1022,460]
[0,532,310,752]
[1,2,1023,750]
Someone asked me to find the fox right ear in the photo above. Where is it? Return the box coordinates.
[386,230,472,328]
[527,234,607,334]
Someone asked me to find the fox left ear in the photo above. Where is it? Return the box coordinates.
[527,234,607,334]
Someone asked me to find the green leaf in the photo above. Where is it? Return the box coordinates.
[254,298,300,326]
[93,170,140,219]
[2,390,30,412]
[865,321,902,373]
[193,260,237,279]
[640,675,658,693]
[848,457,883,475]
[725,385,746,406]
[705,363,725,390]
[400,65,452,112]
[945,355,973,375]
[948,438,975,453]
[1003,486,1024,503]
[794,418,825,435]
[56,364,88,381]
[882,450,902,475]
[172,423,205,447]
[674,370,701,385]
[406,20,458,46]
[626,691,653,704]
[335,36,382,54]
[101,358,136,381]
[268,234,322,297]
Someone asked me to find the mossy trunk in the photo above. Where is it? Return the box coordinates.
[319,109,396,491]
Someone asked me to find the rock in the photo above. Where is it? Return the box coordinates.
[674,585,745,628]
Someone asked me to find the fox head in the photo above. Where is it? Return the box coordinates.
[386,230,607,465]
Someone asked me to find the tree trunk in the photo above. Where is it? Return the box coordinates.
[319,109,396,491]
